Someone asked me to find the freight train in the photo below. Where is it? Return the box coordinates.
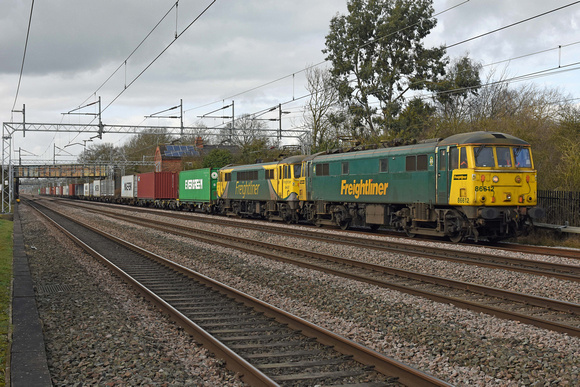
[40,131,544,242]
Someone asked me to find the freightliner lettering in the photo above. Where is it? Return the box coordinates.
[340,179,388,199]
[235,181,260,198]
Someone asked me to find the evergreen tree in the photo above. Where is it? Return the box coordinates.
[324,0,447,138]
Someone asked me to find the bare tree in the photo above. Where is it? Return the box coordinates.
[221,114,271,148]
[303,66,340,151]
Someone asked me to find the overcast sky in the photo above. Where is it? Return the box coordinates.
[1,0,579,163]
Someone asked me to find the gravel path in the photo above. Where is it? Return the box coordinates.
[32,201,580,386]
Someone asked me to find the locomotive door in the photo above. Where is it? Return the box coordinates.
[436,147,449,204]
[305,160,312,201]
[278,165,283,199]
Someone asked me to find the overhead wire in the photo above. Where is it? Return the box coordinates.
[102,0,217,114]
[77,1,180,108]
[238,48,580,130]
[48,0,580,147]
[184,0,471,115]
[185,0,580,127]
[11,0,35,117]
[446,1,580,49]
[59,0,216,150]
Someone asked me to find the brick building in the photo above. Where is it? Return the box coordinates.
[154,145,200,173]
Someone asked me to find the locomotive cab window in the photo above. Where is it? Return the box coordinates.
[514,147,532,168]
[459,148,468,168]
[474,146,495,167]
[265,169,274,179]
[497,147,512,168]
[223,172,231,182]
[293,164,301,178]
[342,162,349,175]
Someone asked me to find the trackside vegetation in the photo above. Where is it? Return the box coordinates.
[0,217,12,387]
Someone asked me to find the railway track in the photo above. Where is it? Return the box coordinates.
[43,197,580,337]
[55,198,580,282]
[25,198,449,387]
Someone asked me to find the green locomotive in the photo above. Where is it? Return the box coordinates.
[213,131,543,241]
[298,131,544,241]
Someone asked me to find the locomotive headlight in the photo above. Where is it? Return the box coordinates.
[515,175,521,183]
[528,196,533,202]
[481,196,486,202]
[492,176,499,183]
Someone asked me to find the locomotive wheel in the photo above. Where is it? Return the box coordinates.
[448,232,465,243]
[333,205,350,230]
[446,209,467,243]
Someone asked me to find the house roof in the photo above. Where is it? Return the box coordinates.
[157,145,199,159]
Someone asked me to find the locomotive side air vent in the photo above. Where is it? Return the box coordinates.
[492,133,506,138]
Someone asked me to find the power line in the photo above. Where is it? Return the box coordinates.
[481,41,580,70]
[77,1,179,109]
[186,0,579,118]
[412,61,580,102]
[446,1,580,49]
[238,52,580,127]
[61,0,217,141]
[11,0,35,115]
[184,1,472,115]
[102,0,218,114]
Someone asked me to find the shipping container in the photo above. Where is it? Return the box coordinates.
[178,168,218,203]
[137,172,177,199]
[83,183,92,197]
[92,180,101,197]
[75,184,84,197]
[121,175,138,198]
[68,184,76,197]
[63,185,69,196]
[100,180,115,197]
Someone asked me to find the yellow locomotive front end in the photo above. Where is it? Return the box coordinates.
[449,144,538,207]
[447,139,544,240]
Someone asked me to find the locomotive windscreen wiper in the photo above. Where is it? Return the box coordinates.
[475,144,485,158]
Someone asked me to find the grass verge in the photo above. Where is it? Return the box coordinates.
[0,218,13,387]
[515,228,580,249]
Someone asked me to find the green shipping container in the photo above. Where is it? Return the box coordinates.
[178,168,219,203]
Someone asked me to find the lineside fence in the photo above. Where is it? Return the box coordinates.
[537,190,580,227]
